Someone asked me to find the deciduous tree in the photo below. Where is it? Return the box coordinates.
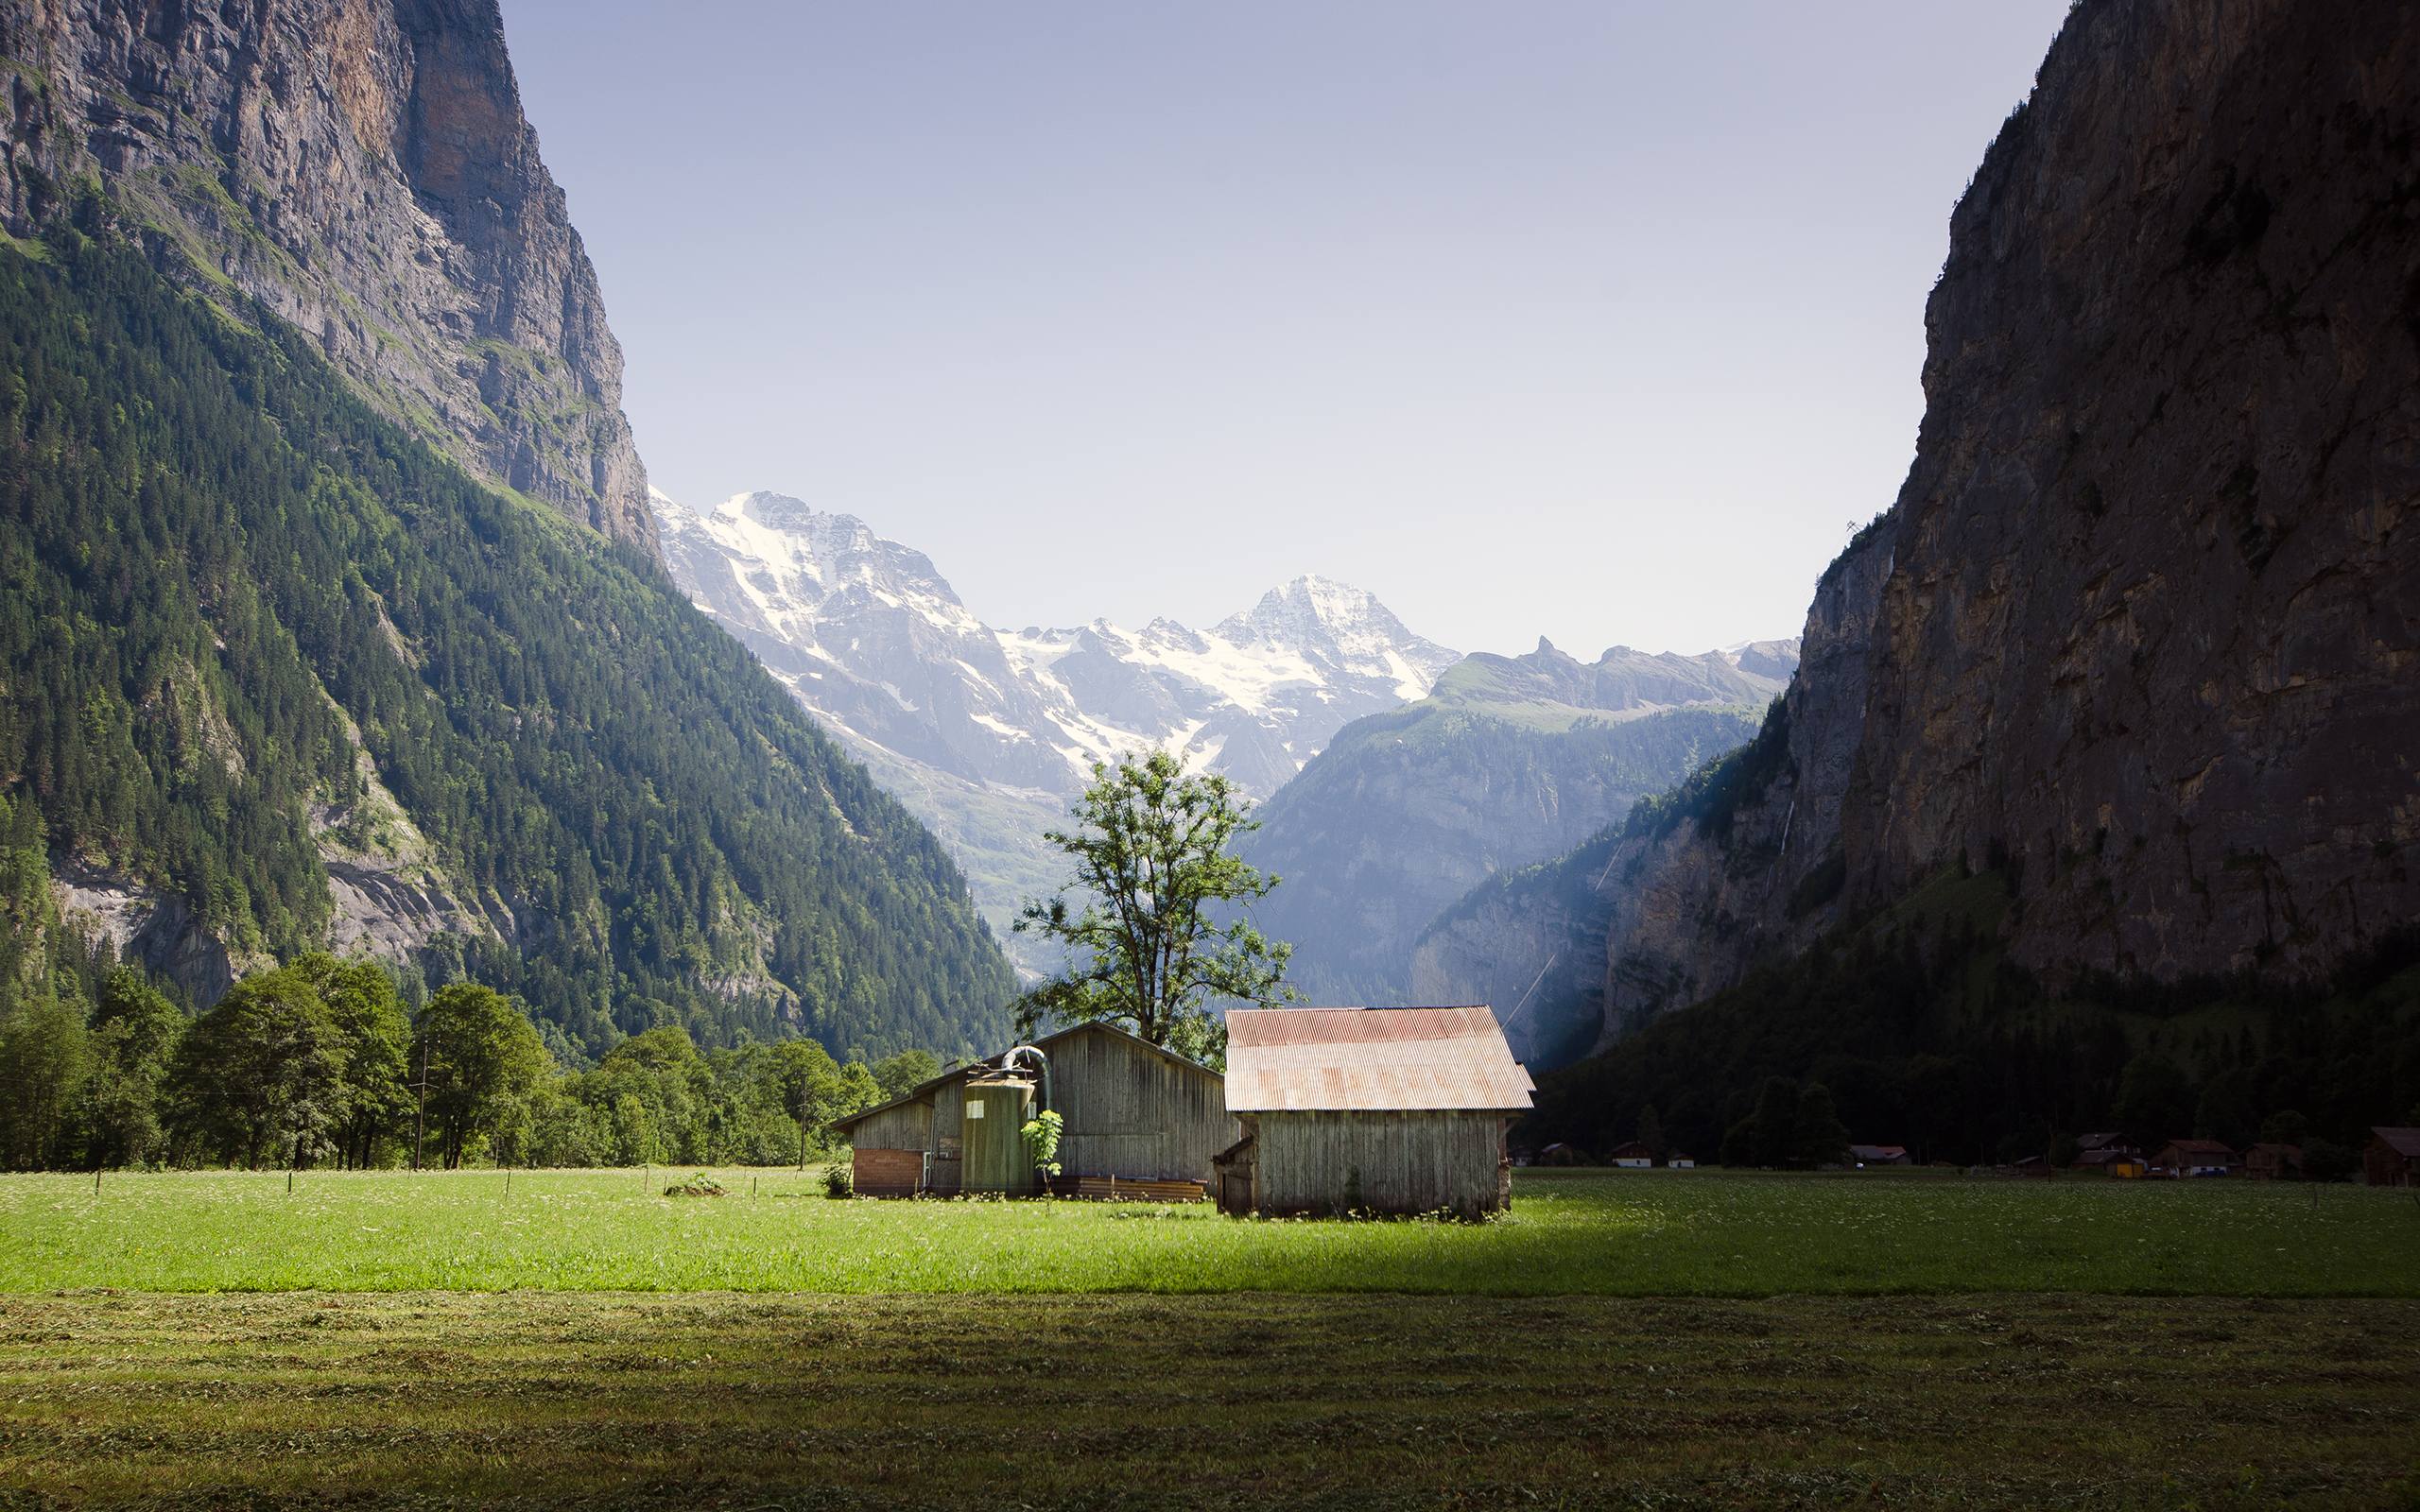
[413,983,548,1169]
[1013,752,1294,1066]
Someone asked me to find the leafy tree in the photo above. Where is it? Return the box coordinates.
[1021,1108,1064,1188]
[1789,1082,1851,1169]
[763,1039,848,1169]
[873,1049,941,1103]
[2257,1108,2310,1148]
[1012,752,1295,1065]
[293,954,410,1168]
[2303,1138,2360,1183]
[1749,1076,1798,1168]
[167,969,346,1169]
[2114,1053,2197,1151]
[2192,1065,2260,1146]
[413,984,548,1169]
[81,968,183,1168]
[0,990,91,1169]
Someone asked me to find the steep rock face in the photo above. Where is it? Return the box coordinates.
[1587,518,1899,1047]
[1587,0,2420,1052]
[0,0,652,547]
[1841,0,2420,985]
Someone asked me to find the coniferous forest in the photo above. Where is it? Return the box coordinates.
[0,221,1013,1130]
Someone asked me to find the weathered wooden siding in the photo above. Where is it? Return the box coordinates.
[1251,1110,1511,1216]
[1048,1024,1237,1182]
[851,1100,931,1153]
[927,1079,964,1194]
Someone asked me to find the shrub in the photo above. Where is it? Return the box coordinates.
[822,1163,853,1199]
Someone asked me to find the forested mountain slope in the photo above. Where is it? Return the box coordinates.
[0,228,1011,1057]
[1531,0,2420,1160]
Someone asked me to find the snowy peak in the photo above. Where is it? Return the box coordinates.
[649,491,1457,803]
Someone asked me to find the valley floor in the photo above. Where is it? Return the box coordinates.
[1,1290,2414,1509]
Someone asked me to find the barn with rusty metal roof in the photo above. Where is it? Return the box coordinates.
[1212,1005,1534,1218]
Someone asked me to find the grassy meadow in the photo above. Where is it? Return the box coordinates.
[3,1165,2416,1297]
[9,1169,2418,1507]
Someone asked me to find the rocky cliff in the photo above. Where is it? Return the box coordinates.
[1587,0,2420,1053]
[0,0,652,547]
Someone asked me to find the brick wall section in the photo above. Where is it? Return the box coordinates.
[853,1146,925,1197]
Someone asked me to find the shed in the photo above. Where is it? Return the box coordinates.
[2365,1127,2420,1187]
[2244,1143,2304,1180]
[1213,1005,1534,1219]
[829,1020,1236,1198]
[2152,1139,2238,1177]
[2072,1147,2148,1178]
[1667,1150,1697,1170]
[1605,1140,1654,1169]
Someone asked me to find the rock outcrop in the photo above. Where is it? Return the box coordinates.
[0,0,652,547]
[1589,0,2420,1051]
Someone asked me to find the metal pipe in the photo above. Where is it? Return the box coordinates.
[1000,1044,1052,1113]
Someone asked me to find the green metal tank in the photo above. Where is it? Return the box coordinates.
[960,1073,1037,1195]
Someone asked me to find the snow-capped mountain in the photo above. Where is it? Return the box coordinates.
[651,489,1461,949]
[656,490,1457,799]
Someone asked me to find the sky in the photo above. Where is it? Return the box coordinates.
[501,2,2071,657]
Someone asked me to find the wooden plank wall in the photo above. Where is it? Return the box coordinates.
[842,1025,1236,1193]
[851,1100,931,1154]
[1048,1026,1237,1182]
[1253,1110,1511,1216]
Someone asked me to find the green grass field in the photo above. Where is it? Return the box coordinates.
[4,1166,2415,1296]
[7,1170,2418,1507]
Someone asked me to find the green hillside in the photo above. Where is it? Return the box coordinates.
[0,226,1011,1057]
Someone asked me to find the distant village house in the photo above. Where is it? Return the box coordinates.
[2366,1127,2420,1187]
[2151,1139,2239,1177]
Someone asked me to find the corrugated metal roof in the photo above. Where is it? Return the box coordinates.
[1225,1005,1534,1113]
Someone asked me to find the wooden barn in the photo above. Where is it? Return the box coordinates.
[829,1020,1235,1199]
[1213,1005,1534,1219]
[2365,1126,2420,1187]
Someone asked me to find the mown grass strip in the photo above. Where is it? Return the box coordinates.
[0,1291,2413,1509]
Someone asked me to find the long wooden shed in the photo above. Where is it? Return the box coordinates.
[831,1020,1236,1198]
[1213,1005,1534,1219]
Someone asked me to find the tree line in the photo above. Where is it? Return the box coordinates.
[0,948,941,1172]
[1528,869,2420,1170]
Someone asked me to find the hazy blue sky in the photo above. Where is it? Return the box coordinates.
[502,2,2070,656]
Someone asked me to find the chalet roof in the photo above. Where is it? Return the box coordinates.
[2076,1132,2134,1151]
[1606,1141,1653,1158]
[1849,1143,1907,1160]
[1224,1005,1535,1113]
[2372,1126,2420,1158]
[827,1019,1219,1133]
